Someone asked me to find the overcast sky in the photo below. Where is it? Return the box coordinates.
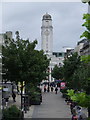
[1,2,88,52]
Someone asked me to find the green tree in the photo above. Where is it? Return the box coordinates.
[66,11,90,118]
[65,55,90,116]
[2,31,50,109]
[71,62,90,91]
[2,105,22,120]
[63,52,81,89]
[2,31,49,85]
[51,65,64,80]
[67,89,90,117]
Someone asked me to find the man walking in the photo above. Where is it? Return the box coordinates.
[12,92,16,102]
[55,87,58,94]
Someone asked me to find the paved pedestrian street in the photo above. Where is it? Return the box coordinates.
[1,90,88,119]
[25,91,72,118]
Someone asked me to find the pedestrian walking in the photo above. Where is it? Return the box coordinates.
[2,91,10,107]
[5,98,9,107]
[47,82,50,92]
[46,85,50,92]
[44,85,46,92]
[51,86,53,92]
[55,87,58,94]
[12,92,16,102]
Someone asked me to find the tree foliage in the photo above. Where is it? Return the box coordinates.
[81,55,90,63]
[80,13,90,40]
[2,105,22,120]
[66,13,90,117]
[51,65,64,80]
[63,53,81,89]
[2,31,50,86]
[67,89,90,108]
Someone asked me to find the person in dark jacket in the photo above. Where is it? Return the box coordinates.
[55,87,58,94]
[51,86,54,92]
[44,85,46,92]
[12,92,16,102]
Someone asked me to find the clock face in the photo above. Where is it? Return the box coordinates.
[44,30,50,36]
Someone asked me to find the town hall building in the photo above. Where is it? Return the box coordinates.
[41,13,65,82]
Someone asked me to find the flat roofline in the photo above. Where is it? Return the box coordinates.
[53,52,66,53]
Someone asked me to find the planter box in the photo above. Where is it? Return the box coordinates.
[28,91,42,105]
[30,100,41,105]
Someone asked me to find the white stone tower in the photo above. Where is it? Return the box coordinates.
[41,13,53,55]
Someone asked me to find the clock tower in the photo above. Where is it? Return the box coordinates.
[41,13,53,55]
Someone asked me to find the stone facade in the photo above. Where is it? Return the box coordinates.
[41,13,53,55]
[74,39,90,56]
[74,39,87,56]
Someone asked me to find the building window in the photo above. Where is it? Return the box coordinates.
[59,53,62,56]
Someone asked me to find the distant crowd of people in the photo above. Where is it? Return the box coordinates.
[43,85,59,94]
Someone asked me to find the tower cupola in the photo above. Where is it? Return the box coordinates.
[42,13,52,20]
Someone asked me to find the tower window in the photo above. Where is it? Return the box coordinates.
[59,53,62,56]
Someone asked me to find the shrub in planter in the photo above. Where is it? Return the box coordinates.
[27,85,42,105]
[35,88,42,102]
[31,97,41,105]
[2,105,22,120]
[30,92,41,105]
